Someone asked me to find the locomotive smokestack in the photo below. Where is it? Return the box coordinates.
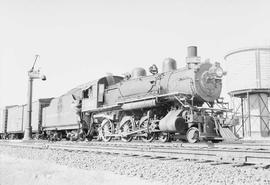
[186,46,200,68]
[187,46,197,57]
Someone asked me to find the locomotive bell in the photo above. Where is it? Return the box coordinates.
[131,67,146,78]
[162,58,177,73]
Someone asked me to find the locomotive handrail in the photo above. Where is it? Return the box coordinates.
[195,107,232,112]
[117,92,190,105]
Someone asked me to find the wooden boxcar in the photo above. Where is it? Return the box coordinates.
[6,105,25,138]
[0,108,7,138]
[22,98,53,137]
[2,99,52,139]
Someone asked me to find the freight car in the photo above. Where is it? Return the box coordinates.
[0,99,52,139]
[0,106,12,139]
[6,105,25,139]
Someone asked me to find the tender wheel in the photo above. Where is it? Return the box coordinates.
[86,136,93,141]
[186,127,199,143]
[66,132,72,141]
[158,132,169,143]
[58,132,63,141]
[79,131,86,141]
[71,131,79,141]
[120,118,133,142]
[139,116,155,142]
[33,134,39,140]
[100,119,114,142]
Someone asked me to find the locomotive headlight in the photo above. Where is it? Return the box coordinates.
[215,67,223,77]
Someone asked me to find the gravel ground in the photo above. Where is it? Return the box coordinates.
[0,145,270,185]
[0,154,160,185]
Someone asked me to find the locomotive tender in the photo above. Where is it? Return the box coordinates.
[0,46,236,143]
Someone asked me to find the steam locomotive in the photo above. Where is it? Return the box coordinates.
[0,46,236,143]
[75,46,235,143]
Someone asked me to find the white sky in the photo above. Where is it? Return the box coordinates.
[0,0,270,107]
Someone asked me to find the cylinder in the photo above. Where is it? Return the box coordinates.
[162,58,177,72]
[159,110,188,134]
[187,46,197,58]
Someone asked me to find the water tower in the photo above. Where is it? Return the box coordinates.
[224,47,270,139]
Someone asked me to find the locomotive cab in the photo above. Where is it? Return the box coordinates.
[81,75,123,112]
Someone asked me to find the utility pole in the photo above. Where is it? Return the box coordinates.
[23,55,46,140]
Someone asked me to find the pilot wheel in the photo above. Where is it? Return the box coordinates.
[186,127,199,143]
[158,132,170,143]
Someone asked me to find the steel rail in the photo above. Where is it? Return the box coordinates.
[1,141,270,165]
[2,139,270,150]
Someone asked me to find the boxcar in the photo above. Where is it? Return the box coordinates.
[0,108,7,138]
[6,105,25,139]
[0,106,17,138]
[22,98,53,138]
[2,99,52,139]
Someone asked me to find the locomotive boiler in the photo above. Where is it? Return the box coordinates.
[78,46,235,143]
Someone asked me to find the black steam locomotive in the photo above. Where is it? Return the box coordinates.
[74,46,235,143]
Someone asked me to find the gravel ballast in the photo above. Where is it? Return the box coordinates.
[0,145,270,185]
[0,154,163,185]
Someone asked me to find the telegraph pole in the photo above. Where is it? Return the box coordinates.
[23,55,46,140]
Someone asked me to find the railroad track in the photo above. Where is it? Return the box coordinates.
[7,138,270,149]
[1,140,270,166]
